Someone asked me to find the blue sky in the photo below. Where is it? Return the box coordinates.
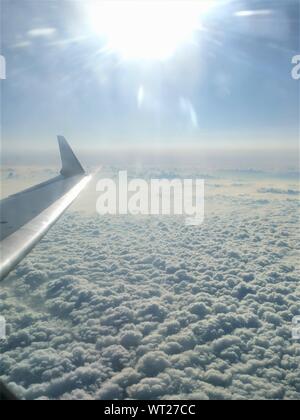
[1,0,299,157]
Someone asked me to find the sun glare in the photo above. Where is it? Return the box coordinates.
[85,1,214,61]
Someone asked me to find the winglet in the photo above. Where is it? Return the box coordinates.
[57,136,85,177]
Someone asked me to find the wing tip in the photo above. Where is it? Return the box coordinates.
[57,136,85,177]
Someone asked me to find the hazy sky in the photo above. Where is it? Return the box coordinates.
[1,0,299,156]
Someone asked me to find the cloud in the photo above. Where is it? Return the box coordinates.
[258,188,300,196]
[120,331,143,349]
[27,28,57,38]
[10,41,32,49]
[0,171,299,400]
[137,352,171,377]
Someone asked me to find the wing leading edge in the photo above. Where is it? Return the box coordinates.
[0,137,91,282]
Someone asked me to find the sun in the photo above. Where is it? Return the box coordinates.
[85,1,214,61]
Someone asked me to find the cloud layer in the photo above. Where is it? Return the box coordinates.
[0,170,299,400]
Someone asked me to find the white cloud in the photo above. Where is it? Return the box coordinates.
[10,41,32,49]
[0,169,299,400]
[27,28,57,38]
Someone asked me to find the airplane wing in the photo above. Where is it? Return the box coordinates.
[0,136,91,282]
